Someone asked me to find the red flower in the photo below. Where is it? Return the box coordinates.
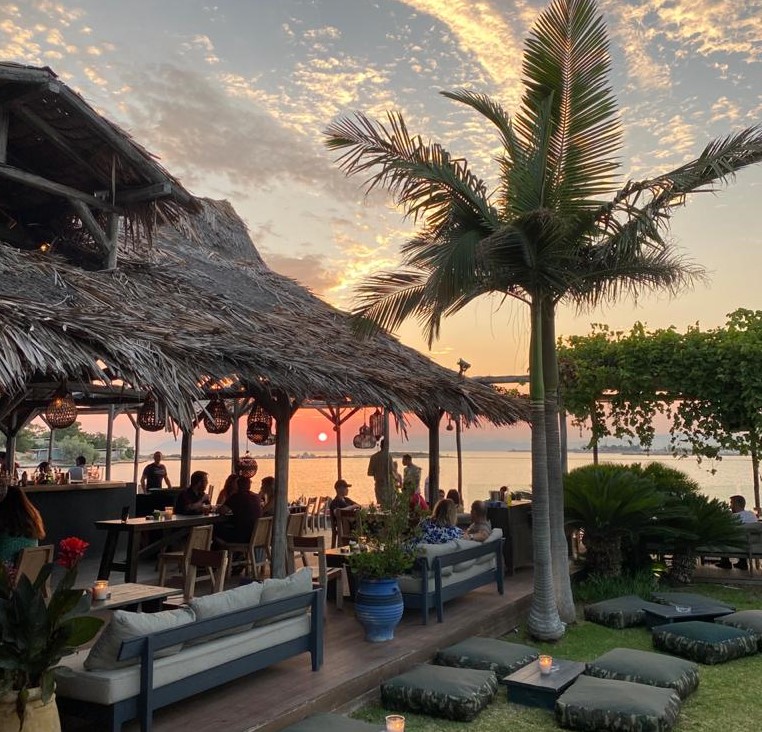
[57,536,89,569]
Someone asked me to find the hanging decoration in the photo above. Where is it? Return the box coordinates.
[45,383,77,429]
[445,415,454,431]
[237,451,259,478]
[203,395,231,434]
[247,403,273,445]
[353,424,376,450]
[369,408,384,441]
[137,392,166,432]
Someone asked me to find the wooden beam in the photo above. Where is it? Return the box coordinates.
[0,105,8,164]
[105,212,119,269]
[114,182,171,205]
[0,162,120,212]
[11,102,105,180]
[105,405,114,480]
[0,66,56,84]
[68,198,112,261]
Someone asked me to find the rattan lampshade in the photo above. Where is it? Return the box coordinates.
[137,393,166,432]
[237,452,259,478]
[353,424,376,449]
[203,395,231,434]
[369,408,384,440]
[247,404,273,445]
[45,386,77,429]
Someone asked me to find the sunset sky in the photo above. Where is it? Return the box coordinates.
[3,0,761,453]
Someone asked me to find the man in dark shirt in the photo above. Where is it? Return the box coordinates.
[140,451,172,492]
[174,470,211,515]
[328,479,360,515]
[216,476,262,543]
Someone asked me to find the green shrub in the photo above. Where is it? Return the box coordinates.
[572,569,660,604]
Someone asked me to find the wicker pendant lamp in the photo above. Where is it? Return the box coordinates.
[246,404,273,445]
[137,392,166,432]
[203,395,231,434]
[369,408,384,440]
[45,383,77,429]
[237,452,259,478]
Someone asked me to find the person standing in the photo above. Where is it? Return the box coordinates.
[401,454,421,494]
[367,438,393,507]
[140,451,172,492]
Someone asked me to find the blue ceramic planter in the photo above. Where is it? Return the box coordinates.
[354,577,404,642]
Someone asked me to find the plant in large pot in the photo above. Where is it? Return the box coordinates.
[347,492,417,642]
[0,537,104,731]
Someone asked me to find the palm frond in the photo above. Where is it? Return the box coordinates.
[516,0,621,211]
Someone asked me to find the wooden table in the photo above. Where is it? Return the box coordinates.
[504,658,585,710]
[87,582,176,612]
[95,514,225,583]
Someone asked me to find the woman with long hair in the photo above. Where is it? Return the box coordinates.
[416,498,463,545]
[217,473,239,505]
[0,486,46,564]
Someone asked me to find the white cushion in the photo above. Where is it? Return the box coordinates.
[84,607,195,671]
[415,541,457,576]
[398,558,496,594]
[256,567,313,626]
[56,614,310,705]
[186,580,264,644]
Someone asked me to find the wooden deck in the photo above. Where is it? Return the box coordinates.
[61,560,534,732]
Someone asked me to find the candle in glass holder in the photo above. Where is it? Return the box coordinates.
[538,654,553,675]
[92,580,109,601]
[385,715,405,732]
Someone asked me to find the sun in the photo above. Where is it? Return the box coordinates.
[318,432,328,442]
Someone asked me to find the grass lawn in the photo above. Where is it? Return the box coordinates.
[353,583,762,731]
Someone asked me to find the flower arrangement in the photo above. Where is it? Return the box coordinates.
[0,537,104,726]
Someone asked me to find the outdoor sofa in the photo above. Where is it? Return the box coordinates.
[398,528,504,623]
[696,523,762,575]
[55,567,323,732]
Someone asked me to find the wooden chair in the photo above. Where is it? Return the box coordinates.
[287,510,306,539]
[313,496,330,531]
[225,516,272,580]
[157,524,213,587]
[14,545,54,598]
[163,548,229,607]
[335,507,358,547]
[287,535,343,610]
[304,496,318,531]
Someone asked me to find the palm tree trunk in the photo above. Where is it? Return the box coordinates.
[542,302,576,624]
[527,297,565,640]
[582,535,622,578]
[668,550,697,585]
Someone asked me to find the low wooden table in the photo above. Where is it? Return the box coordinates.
[87,583,176,612]
[643,603,734,629]
[95,514,225,583]
[504,658,585,710]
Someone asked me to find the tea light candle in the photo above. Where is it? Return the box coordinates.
[92,580,109,601]
[538,654,553,675]
[385,715,405,732]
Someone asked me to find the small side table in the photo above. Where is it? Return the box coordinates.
[643,604,733,630]
[504,658,586,710]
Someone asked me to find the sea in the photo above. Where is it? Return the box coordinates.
[105,451,759,507]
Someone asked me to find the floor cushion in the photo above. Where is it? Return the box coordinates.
[555,675,681,732]
[651,592,734,611]
[715,610,762,649]
[434,636,538,680]
[280,713,382,731]
[583,595,666,629]
[585,648,699,699]
[651,621,757,664]
[380,663,497,722]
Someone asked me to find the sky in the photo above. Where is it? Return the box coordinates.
[2,0,761,453]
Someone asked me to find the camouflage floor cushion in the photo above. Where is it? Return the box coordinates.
[280,714,382,731]
[584,595,666,629]
[651,592,735,611]
[715,610,762,649]
[651,621,757,664]
[434,636,538,680]
[555,675,681,732]
[380,663,498,722]
[585,648,699,699]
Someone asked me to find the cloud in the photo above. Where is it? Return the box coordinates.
[258,251,341,295]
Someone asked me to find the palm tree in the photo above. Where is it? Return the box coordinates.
[324,0,762,638]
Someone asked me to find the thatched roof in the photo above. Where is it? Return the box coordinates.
[0,199,527,429]
[0,62,197,266]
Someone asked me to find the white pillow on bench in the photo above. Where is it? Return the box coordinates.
[256,567,313,626]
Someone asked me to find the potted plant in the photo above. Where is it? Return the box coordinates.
[347,490,418,642]
[0,537,104,731]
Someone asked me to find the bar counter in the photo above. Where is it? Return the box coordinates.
[23,481,136,554]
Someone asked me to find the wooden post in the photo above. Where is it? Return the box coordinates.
[105,405,114,480]
[133,422,141,485]
[180,429,192,488]
[105,212,119,269]
[420,409,444,507]
[334,408,342,480]
[0,106,9,164]
[47,428,54,463]
[231,400,241,473]
[455,416,463,504]
[270,395,293,579]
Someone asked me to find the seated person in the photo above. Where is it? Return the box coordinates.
[260,475,276,517]
[217,473,239,505]
[718,494,758,569]
[174,470,211,515]
[416,498,463,545]
[216,476,262,544]
[67,455,87,483]
[328,479,360,515]
[0,485,46,565]
[464,500,492,542]
[446,489,462,508]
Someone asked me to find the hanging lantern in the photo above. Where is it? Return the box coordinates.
[353,423,376,449]
[237,452,258,478]
[45,384,77,429]
[203,395,231,434]
[137,392,166,432]
[445,415,454,431]
[247,404,273,445]
[369,408,384,440]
